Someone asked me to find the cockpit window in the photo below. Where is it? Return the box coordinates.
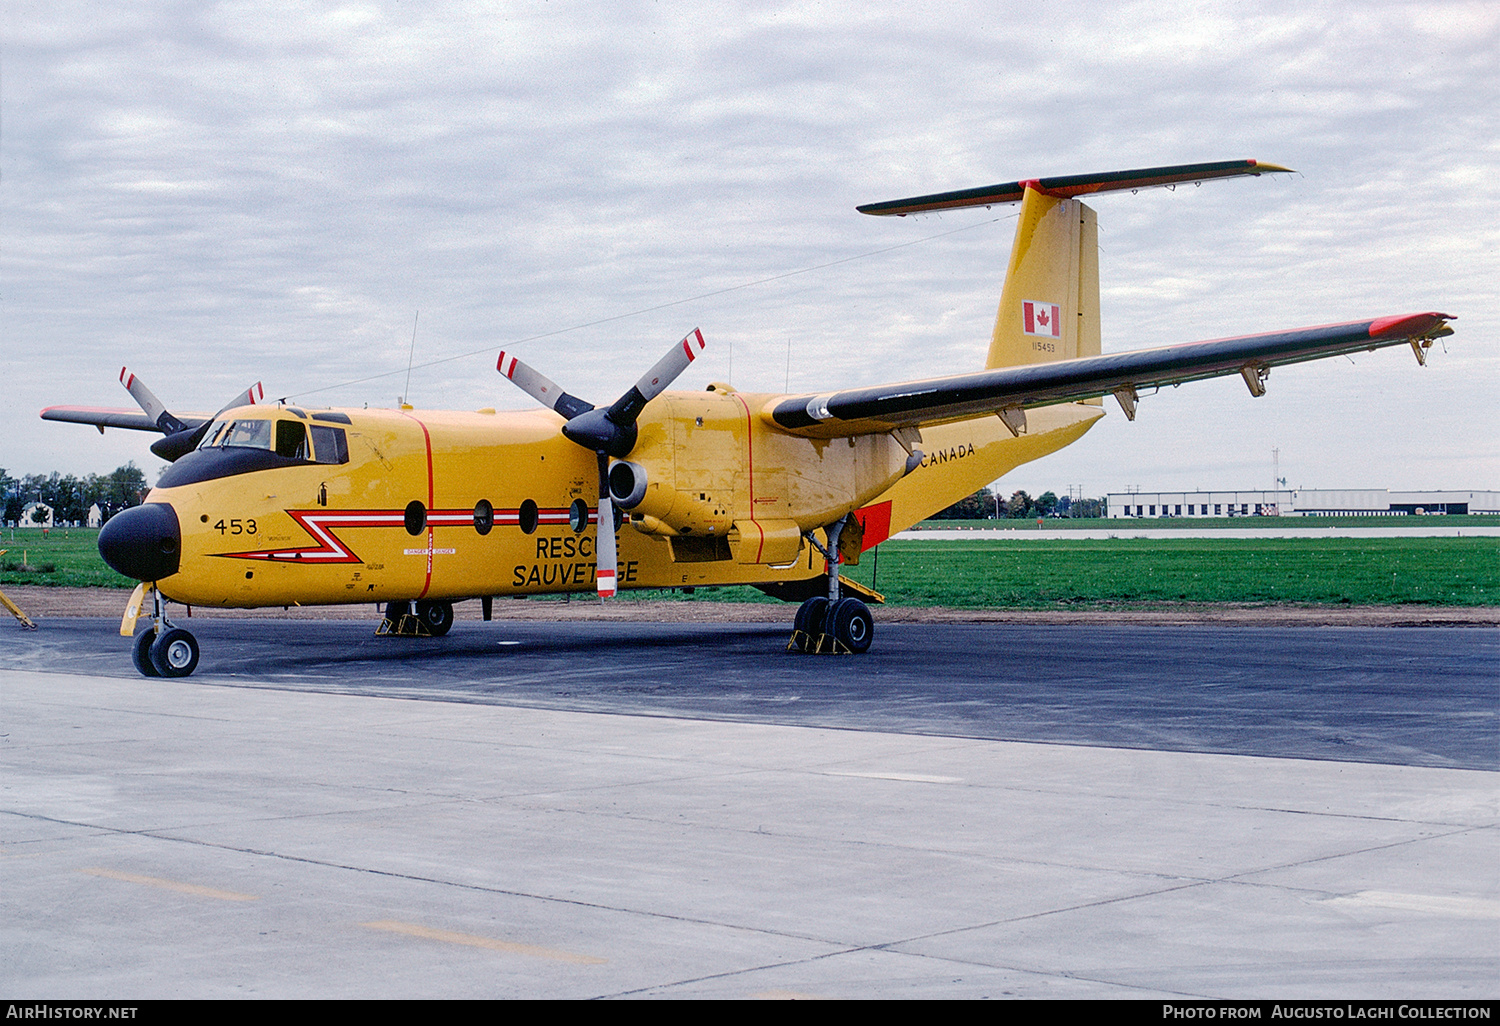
[275,420,307,460]
[221,419,272,449]
[183,416,345,470]
[197,420,229,449]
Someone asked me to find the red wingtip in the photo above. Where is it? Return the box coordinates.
[1367,312,1454,339]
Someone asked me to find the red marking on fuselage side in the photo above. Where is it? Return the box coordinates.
[731,393,760,560]
[215,507,577,565]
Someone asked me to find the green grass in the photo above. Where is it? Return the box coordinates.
[835,537,1499,607]
[4,527,1495,608]
[0,528,137,588]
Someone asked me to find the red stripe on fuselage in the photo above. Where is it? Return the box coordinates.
[214,506,578,565]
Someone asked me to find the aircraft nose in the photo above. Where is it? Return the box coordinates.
[98,502,181,581]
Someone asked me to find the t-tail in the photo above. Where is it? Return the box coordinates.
[859,159,1294,373]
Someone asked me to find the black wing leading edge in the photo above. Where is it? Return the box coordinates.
[765,312,1455,437]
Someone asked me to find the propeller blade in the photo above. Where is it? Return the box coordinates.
[497,351,594,420]
[215,381,265,415]
[149,380,266,462]
[594,453,617,599]
[500,330,706,459]
[120,368,186,435]
[605,328,706,424]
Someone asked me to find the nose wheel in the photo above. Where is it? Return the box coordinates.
[129,586,201,677]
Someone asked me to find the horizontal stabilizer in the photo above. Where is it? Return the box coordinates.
[765,313,1454,437]
[858,159,1292,216]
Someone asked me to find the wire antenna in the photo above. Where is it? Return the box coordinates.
[401,312,419,405]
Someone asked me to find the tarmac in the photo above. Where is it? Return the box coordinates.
[1,618,1496,999]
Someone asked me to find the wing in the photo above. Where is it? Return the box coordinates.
[39,406,211,434]
[763,312,1454,437]
[40,372,262,458]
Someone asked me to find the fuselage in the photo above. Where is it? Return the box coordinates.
[103,392,1104,609]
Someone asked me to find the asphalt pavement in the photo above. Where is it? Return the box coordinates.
[2,617,1495,999]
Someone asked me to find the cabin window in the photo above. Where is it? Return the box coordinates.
[310,425,349,465]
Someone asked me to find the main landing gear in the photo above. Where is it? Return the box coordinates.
[131,585,200,678]
[789,515,874,655]
[375,600,454,637]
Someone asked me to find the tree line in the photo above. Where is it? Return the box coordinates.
[1,464,149,525]
[931,487,1107,519]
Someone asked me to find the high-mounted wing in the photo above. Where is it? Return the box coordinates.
[764,312,1453,437]
[39,406,170,434]
[41,371,264,460]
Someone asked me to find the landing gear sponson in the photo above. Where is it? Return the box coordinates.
[789,515,873,655]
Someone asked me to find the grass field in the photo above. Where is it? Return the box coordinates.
[0,528,135,588]
[839,537,1498,607]
[2,527,1495,607]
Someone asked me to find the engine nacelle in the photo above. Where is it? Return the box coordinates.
[618,389,914,563]
[609,455,733,540]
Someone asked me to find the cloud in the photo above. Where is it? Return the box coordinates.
[4,0,1495,495]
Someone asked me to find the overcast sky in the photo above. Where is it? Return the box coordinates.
[4,0,1496,499]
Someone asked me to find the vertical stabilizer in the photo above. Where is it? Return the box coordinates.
[986,189,1101,371]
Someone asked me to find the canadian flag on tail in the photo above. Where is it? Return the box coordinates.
[1023,300,1061,338]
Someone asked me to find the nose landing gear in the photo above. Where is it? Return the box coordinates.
[128,584,201,677]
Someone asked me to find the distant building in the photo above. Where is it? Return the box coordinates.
[21,502,54,528]
[1107,489,1500,518]
[88,504,103,528]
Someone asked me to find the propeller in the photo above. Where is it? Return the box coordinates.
[497,329,705,598]
[120,368,266,462]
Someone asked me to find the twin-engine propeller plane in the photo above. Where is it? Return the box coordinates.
[43,160,1454,677]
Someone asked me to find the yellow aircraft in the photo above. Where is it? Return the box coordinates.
[42,160,1454,677]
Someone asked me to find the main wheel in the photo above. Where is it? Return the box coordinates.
[827,597,873,654]
[792,596,829,652]
[132,628,162,678]
[149,627,200,677]
[414,600,454,637]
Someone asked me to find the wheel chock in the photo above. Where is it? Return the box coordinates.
[375,614,432,638]
[786,629,851,655]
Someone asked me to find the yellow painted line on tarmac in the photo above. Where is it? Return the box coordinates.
[80,867,258,902]
[361,920,607,964]
[1325,891,1500,919]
